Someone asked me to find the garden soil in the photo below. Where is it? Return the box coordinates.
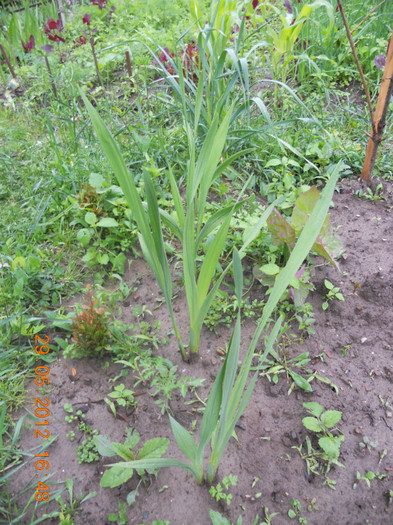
[9,178,393,525]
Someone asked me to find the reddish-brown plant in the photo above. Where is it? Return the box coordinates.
[71,286,109,355]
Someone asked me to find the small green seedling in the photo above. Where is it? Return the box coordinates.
[105,384,136,417]
[66,431,75,442]
[260,507,279,525]
[288,499,307,523]
[94,429,169,506]
[322,280,344,310]
[302,402,344,460]
[108,502,128,524]
[77,428,100,464]
[306,498,318,512]
[353,470,387,489]
[209,474,237,505]
[63,403,85,424]
[54,478,96,524]
[358,436,378,453]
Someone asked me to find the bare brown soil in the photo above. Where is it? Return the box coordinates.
[9,178,393,525]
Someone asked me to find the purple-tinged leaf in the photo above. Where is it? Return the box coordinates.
[374,54,386,70]
[267,208,296,246]
[284,0,293,14]
[291,186,320,234]
[291,187,341,267]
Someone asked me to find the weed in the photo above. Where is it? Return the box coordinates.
[149,364,204,415]
[77,428,100,464]
[353,470,387,489]
[353,183,385,201]
[204,290,265,331]
[358,436,378,454]
[64,403,85,425]
[302,402,344,458]
[322,280,345,310]
[294,401,344,488]
[63,404,100,463]
[306,497,318,512]
[94,429,169,506]
[256,341,338,395]
[288,498,307,523]
[118,355,204,415]
[54,479,96,524]
[108,501,128,524]
[69,285,109,357]
[105,384,137,417]
[209,474,237,506]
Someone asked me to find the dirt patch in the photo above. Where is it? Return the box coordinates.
[8,177,393,525]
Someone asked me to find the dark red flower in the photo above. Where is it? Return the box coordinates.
[44,18,62,32]
[90,0,107,9]
[22,34,35,52]
[158,47,175,63]
[83,13,91,25]
[43,17,65,44]
[73,34,88,47]
[252,0,259,8]
[48,33,66,43]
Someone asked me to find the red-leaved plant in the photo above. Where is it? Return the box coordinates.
[21,35,35,52]
[153,42,199,83]
[71,286,109,356]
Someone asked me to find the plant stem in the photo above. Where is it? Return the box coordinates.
[1,28,18,66]
[44,56,57,97]
[90,35,102,87]
[0,43,16,78]
[336,0,374,132]
[350,0,388,35]
[168,307,188,362]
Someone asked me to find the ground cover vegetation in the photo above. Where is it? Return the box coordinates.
[1,0,393,523]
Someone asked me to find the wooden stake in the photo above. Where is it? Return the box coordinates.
[336,0,374,130]
[0,43,16,78]
[361,31,393,184]
[54,0,66,30]
[125,50,133,83]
